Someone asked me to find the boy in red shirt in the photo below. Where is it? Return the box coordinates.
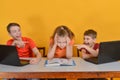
[76,29,107,80]
[6,22,41,64]
[76,29,99,59]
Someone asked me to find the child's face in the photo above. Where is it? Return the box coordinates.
[9,26,22,40]
[57,36,67,49]
[84,35,96,46]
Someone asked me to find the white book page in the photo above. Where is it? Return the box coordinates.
[59,58,73,65]
[46,58,74,66]
[47,58,61,64]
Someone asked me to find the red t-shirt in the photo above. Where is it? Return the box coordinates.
[7,37,36,57]
[80,43,99,54]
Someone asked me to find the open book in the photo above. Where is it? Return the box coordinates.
[45,58,76,67]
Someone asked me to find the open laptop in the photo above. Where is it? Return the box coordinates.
[85,40,120,64]
[0,45,29,66]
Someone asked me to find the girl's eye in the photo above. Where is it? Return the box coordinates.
[87,38,90,40]
[11,30,17,33]
[57,41,61,43]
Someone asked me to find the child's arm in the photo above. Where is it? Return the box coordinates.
[47,34,58,60]
[30,47,42,64]
[76,44,99,58]
[66,37,73,59]
[47,44,57,60]
[81,49,95,59]
[66,45,73,59]
[81,45,99,57]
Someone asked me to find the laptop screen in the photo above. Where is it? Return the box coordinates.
[0,45,29,66]
[85,40,120,64]
[98,40,120,64]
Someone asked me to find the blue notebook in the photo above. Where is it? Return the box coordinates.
[45,58,76,67]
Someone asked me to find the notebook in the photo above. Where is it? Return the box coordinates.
[84,40,120,64]
[0,45,29,66]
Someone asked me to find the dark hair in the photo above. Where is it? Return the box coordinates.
[52,25,75,40]
[84,29,97,39]
[7,23,20,33]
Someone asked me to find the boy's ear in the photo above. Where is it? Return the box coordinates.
[8,32,12,37]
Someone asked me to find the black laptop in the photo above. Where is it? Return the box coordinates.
[85,40,120,64]
[0,45,29,66]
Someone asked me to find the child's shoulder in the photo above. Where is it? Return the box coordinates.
[22,37,34,42]
[94,43,99,46]
[7,38,14,43]
[70,39,74,45]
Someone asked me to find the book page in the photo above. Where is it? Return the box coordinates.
[59,58,74,66]
[47,58,61,64]
[45,58,75,66]
[45,58,61,67]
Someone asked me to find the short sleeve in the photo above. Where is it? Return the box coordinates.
[93,43,99,50]
[6,39,13,45]
[69,39,74,45]
[27,38,36,49]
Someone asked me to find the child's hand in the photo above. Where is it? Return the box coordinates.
[74,44,86,49]
[67,37,70,45]
[29,58,41,64]
[13,40,28,48]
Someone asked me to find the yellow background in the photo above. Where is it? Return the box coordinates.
[0,0,120,79]
[0,0,120,57]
